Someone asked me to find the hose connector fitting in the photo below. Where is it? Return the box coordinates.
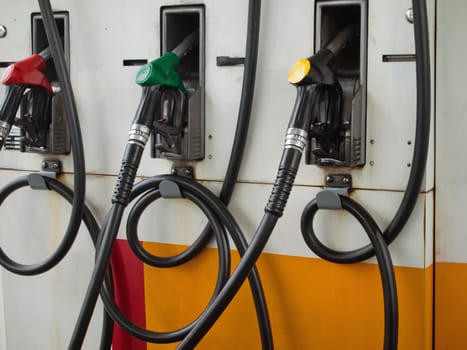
[285,127,308,152]
[128,124,151,148]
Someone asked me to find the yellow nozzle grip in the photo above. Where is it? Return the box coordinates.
[288,59,311,84]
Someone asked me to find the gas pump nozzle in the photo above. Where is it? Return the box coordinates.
[0,47,53,151]
[136,30,199,90]
[265,26,357,216]
[112,31,199,205]
[288,25,356,87]
[284,25,355,132]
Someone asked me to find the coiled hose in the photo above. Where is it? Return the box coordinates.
[0,0,86,276]
[69,0,272,348]
[299,0,430,349]
[0,0,113,347]
[0,174,113,349]
[301,0,431,263]
[178,0,430,348]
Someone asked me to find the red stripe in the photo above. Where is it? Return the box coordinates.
[110,239,147,350]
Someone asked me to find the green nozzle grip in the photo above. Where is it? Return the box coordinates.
[136,52,185,91]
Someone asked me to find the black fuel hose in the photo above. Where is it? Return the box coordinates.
[126,188,230,271]
[0,0,86,275]
[297,0,429,348]
[177,77,320,350]
[93,174,270,346]
[219,0,261,204]
[178,1,430,342]
[70,0,269,346]
[301,196,398,350]
[178,212,279,350]
[96,177,232,343]
[71,172,272,348]
[74,0,270,346]
[0,174,113,350]
[301,0,430,264]
[150,0,262,268]
[0,0,105,341]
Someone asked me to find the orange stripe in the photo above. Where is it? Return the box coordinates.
[425,266,433,349]
[143,243,432,349]
[435,262,467,350]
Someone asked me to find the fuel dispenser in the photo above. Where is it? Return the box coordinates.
[68,0,430,349]
[0,0,432,349]
[0,1,113,348]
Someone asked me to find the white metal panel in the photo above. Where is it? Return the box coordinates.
[230,182,429,268]
[0,268,6,350]
[425,190,434,267]
[425,0,436,192]
[0,0,435,192]
[435,0,467,264]
[218,0,435,191]
[0,0,251,179]
[81,175,429,269]
[0,2,32,61]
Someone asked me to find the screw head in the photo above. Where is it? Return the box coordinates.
[184,168,192,176]
[342,177,350,185]
[406,8,414,23]
[171,168,177,175]
[0,25,7,38]
[326,175,334,183]
[42,161,48,169]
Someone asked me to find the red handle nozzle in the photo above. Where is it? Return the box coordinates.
[1,53,52,92]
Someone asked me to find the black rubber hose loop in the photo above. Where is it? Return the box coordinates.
[0,0,87,276]
[96,184,231,343]
[0,174,113,350]
[9,0,89,276]
[301,196,398,350]
[126,188,230,271]
[112,175,271,348]
[300,0,431,264]
[144,0,262,269]
[0,174,84,275]
[124,186,212,268]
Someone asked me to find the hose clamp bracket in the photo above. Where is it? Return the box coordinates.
[317,174,352,209]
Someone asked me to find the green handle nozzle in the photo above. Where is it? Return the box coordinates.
[136,52,185,91]
[135,31,199,91]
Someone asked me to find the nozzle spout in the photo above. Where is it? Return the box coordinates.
[325,26,356,57]
[171,31,199,59]
[38,47,52,61]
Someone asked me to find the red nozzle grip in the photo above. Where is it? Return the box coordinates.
[1,54,52,92]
